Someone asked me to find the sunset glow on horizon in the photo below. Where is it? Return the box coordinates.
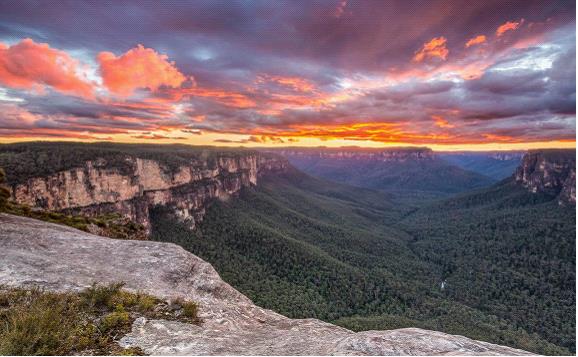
[0,1,575,151]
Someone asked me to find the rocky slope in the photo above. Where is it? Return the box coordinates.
[514,149,575,204]
[0,213,533,355]
[8,152,288,233]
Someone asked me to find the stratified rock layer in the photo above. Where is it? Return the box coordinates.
[274,147,435,162]
[514,149,576,204]
[11,153,288,232]
[0,214,533,356]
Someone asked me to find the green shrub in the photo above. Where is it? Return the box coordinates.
[136,294,159,312]
[100,306,130,333]
[181,301,199,319]
[0,289,79,355]
[171,298,199,320]
[80,282,125,309]
[0,284,198,355]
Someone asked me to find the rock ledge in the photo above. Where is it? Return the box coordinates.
[0,214,533,356]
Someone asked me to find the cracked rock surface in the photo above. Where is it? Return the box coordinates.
[0,214,533,355]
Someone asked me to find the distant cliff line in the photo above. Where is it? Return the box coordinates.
[0,142,289,233]
[0,143,574,234]
[267,147,527,162]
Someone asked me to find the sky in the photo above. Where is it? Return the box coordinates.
[0,0,575,151]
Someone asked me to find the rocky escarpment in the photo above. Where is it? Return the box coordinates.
[489,152,525,161]
[273,147,434,162]
[514,149,576,204]
[10,153,288,233]
[269,146,495,195]
[0,214,533,356]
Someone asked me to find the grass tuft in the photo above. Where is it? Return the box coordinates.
[181,301,199,320]
[80,282,125,309]
[0,284,198,355]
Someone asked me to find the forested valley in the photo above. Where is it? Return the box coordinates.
[151,168,575,355]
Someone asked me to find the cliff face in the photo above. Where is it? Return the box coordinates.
[490,152,525,161]
[514,150,576,204]
[0,214,533,356]
[271,147,495,196]
[11,153,288,232]
[275,147,434,162]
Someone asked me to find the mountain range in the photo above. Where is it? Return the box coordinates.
[438,151,524,180]
[269,147,498,203]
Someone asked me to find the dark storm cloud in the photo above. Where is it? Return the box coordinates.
[1,0,572,70]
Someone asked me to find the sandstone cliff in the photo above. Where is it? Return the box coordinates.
[0,214,533,356]
[10,152,288,232]
[272,147,434,162]
[514,150,576,204]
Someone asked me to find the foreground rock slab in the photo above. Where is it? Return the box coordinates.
[0,214,533,356]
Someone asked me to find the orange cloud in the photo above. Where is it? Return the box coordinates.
[159,87,256,108]
[257,75,316,93]
[413,37,449,62]
[98,44,187,96]
[496,20,523,37]
[188,88,255,108]
[465,35,487,48]
[251,122,459,144]
[483,133,520,142]
[432,116,455,128]
[131,132,186,140]
[248,135,285,144]
[0,39,94,98]
[0,103,41,127]
[224,119,568,146]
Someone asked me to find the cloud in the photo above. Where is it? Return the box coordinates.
[3,25,573,147]
[181,129,202,135]
[413,37,449,62]
[256,75,316,93]
[98,44,188,96]
[0,2,574,147]
[160,87,256,108]
[247,135,285,144]
[0,1,572,76]
[0,103,40,129]
[0,102,125,139]
[131,132,186,140]
[212,135,285,144]
[334,0,347,18]
[213,138,245,144]
[465,35,487,48]
[496,20,523,37]
[432,116,455,128]
[189,33,575,145]
[0,39,94,98]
